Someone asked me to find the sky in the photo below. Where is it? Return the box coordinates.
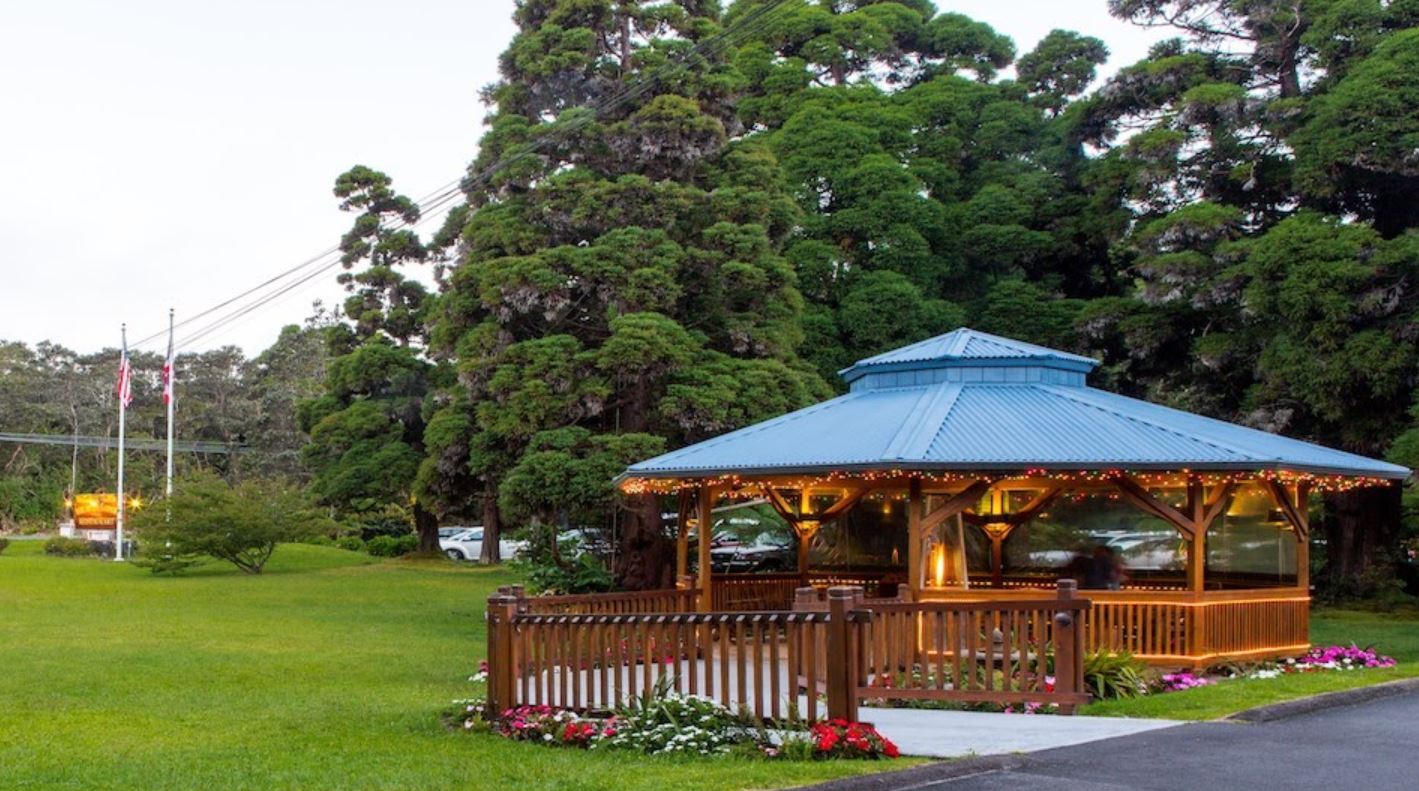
[0,0,1164,357]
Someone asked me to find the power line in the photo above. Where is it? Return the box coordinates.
[0,432,243,455]
[145,0,804,353]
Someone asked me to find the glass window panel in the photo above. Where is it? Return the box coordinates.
[1000,494,1186,587]
[1206,483,1297,587]
[810,492,907,574]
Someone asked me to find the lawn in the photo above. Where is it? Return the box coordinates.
[1081,608,1419,720]
[0,541,884,791]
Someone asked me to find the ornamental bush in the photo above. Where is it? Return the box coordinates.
[334,536,366,553]
[366,534,417,557]
[602,688,753,756]
[43,536,95,557]
[806,720,899,759]
[131,473,333,574]
[1083,650,1151,699]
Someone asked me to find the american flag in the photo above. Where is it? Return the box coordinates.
[162,327,175,406]
[116,336,133,409]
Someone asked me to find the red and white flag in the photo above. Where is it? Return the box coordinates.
[115,337,133,409]
[162,325,176,406]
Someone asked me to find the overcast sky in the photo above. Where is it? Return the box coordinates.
[0,1,1163,357]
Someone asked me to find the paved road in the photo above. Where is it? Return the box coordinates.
[920,690,1419,791]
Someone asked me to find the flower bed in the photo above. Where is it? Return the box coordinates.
[809,720,899,759]
[445,686,900,761]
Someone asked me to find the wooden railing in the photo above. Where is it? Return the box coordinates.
[486,603,831,722]
[920,586,1309,665]
[851,584,1090,714]
[711,572,888,611]
[484,582,1092,723]
[514,587,698,616]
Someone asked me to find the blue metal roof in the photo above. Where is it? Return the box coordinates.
[624,328,1411,481]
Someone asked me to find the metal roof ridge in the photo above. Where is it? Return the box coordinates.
[1033,384,1260,462]
[880,383,962,461]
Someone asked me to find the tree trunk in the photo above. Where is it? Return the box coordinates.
[413,501,439,553]
[610,372,674,590]
[1319,482,1403,595]
[480,482,503,564]
[615,493,674,591]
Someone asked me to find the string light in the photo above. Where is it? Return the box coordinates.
[619,467,1393,496]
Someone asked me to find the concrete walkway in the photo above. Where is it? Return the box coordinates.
[860,707,1180,758]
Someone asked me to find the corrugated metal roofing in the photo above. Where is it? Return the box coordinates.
[846,328,1099,371]
[624,328,1411,481]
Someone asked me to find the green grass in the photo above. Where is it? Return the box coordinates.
[1081,608,1419,720]
[0,541,886,791]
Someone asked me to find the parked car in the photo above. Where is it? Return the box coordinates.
[439,527,526,561]
[710,535,794,573]
[438,527,466,540]
[1110,535,1184,571]
[558,528,614,557]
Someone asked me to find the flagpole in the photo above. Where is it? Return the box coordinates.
[116,324,128,562]
[165,309,175,501]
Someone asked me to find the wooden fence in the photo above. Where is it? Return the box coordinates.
[484,581,1091,723]
[513,587,698,616]
[710,572,889,610]
[919,586,1309,665]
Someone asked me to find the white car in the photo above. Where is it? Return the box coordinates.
[439,527,525,562]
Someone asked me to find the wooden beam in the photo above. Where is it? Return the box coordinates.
[1111,475,1196,540]
[1261,479,1310,540]
[762,486,800,524]
[1202,481,1235,528]
[919,480,989,535]
[962,485,1062,528]
[817,487,867,522]
[696,485,716,611]
[760,484,866,525]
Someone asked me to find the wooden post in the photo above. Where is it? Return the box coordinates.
[796,521,818,587]
[793,586,820,611]
[697,484,715,612]
[907,479,922,597]
[485,593,520,717]
[1294,483,1311,592]
[1053,579,1083,715]
[675,488,691,581]
[825,586,860,723]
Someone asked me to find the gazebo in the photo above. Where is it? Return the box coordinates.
[619,328,1411,665]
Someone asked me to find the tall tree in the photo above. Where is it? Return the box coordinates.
[300,167,439,551]
[428,0,827,587]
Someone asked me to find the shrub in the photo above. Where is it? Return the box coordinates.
[351,505,415,542]
[131,473,334,574]
[0,536,8,555]
[515,551,615,594]
[806,720,900,759]
[366,534,418,557]
[335,536,367,553]
[304,535,334,546]
[603,683,755,755]
[44,537,95,557]
[1083,650,1151,699]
